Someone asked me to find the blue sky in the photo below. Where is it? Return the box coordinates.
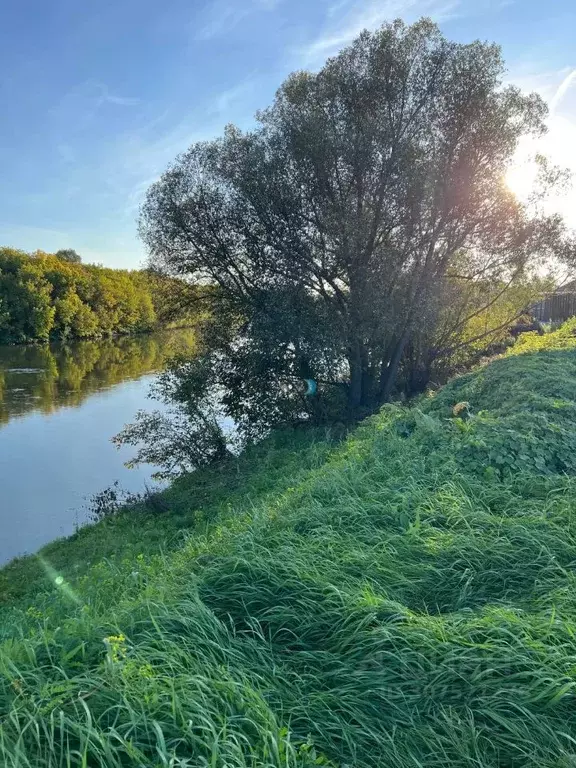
[1,0,575,269]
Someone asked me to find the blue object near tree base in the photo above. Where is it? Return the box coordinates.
[304,379,317,396]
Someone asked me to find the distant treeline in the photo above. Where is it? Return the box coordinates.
[0,247,195,344]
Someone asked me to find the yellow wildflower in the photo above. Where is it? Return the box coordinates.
[104,633,128,663]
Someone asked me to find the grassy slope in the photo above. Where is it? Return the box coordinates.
[2,349,576,766]
[0,428,340,608]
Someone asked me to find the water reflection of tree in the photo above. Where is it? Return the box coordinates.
[0,330,196,425]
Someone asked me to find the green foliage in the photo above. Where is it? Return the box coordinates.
[0,250,55,342]
[0,247,192,343]
[507,316,576,355]
[54,248,82,263]
[433,277,552,369]
[2,350,576,764]
[425,348,576,478]
[141,17,572,434]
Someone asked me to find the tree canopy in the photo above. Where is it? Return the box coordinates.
[137,18,573,450]
[0,247,195,343]
[55,248,82,263]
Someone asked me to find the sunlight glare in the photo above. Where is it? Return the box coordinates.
[505,152,539,203]
[505,115,576,228]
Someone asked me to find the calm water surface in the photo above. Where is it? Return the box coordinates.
[0,330,195,565]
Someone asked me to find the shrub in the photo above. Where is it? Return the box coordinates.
[508,316,576,355]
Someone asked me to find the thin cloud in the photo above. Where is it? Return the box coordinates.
[506,66,574,103]
[300,0,460,66]
[195,3,246,41]
[98,86,140,107]
[210,76,259,117]
[550,68,576,114]
[112,78,258,219]
[50,80,139,137]
[194,0,283,41]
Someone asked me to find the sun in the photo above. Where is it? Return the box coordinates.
[505,135,541,203]
[505,156,539,203]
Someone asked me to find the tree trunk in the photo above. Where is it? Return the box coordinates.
[379,329,411,402]
[347,272,368,416]
[407,361,432,396]
[348,342,363,414]
[403,343,433,396]
[360,346,373,407]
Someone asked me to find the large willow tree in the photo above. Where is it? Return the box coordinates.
[139,18,570,441]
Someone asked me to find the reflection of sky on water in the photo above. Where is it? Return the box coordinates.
[0,331,197,565]
[0,375,160,565]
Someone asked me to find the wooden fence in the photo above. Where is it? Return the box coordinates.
[531,292,576,323]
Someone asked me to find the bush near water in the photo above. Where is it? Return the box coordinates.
[1,327,576,766]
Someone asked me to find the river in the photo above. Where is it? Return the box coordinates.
[0,329,196,565]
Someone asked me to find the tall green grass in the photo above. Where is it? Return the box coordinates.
[2,348,576,766]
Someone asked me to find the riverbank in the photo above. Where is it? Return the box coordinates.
[0,427,338,607]
[0,321,196,347]
[2,346,576,766]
